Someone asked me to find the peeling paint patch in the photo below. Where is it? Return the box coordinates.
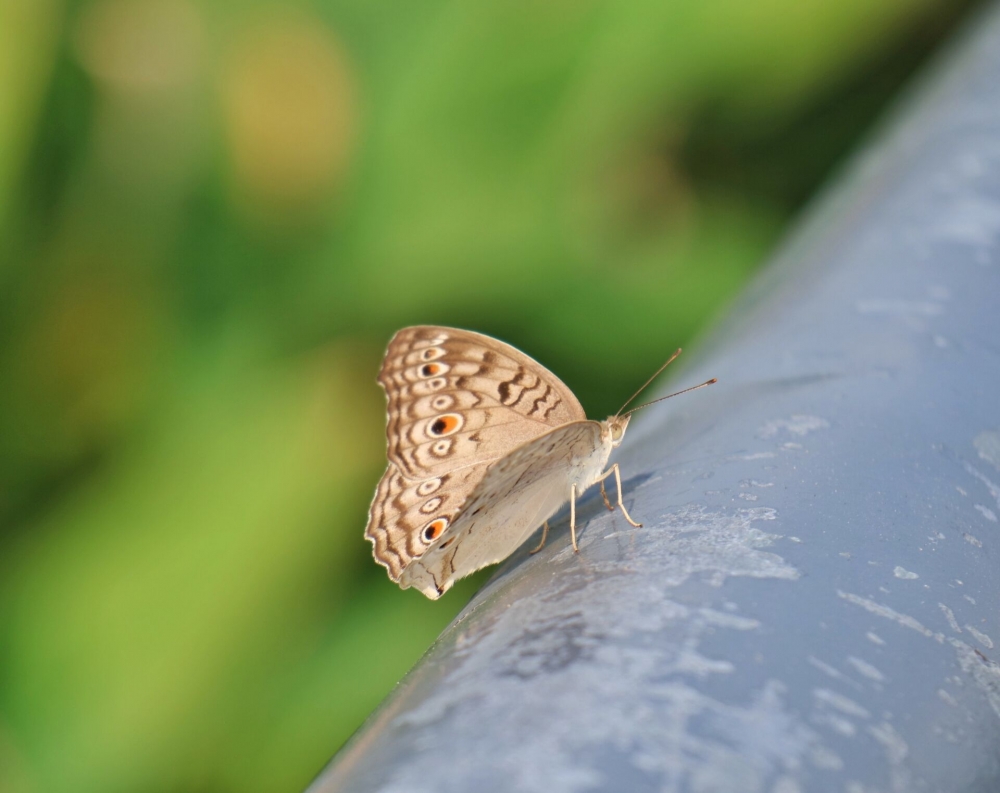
[966,625,994,649]
[813,688,871,718]
[964,461,1000,511]
[868,722,910,792]
[839,591,1000,725]
[939,603,962,634]
[925,193,1000,248]
[837,591,944,642]
[389,579,827,792]
[771,776,803,793]
[846,656,886,683]
[893,566,918,580]
[950,640,1000,720]
[577,504,800,589]
[866,632,886,646]
[377,502,817,791]
[974,504,998,522]
[808,656,861,690]
[809,745,844,771]
[974,430,1000,471]
[963,533,983,548]
[814,711,857,737]
[758,415,830,439]
[698,609,760,631]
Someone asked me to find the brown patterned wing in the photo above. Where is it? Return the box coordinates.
[377,326,586,480]
[365,459,490,583]
[366,326,587,590]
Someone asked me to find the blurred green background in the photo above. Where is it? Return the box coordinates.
[0,0,982,791]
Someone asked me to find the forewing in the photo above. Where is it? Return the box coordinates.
[377,326,586,479]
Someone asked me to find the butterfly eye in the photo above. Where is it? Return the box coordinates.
[423,518,449,542]
[428,413,462,437]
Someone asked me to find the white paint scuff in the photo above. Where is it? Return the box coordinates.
[758,415,830,439]
[846,656,886,683]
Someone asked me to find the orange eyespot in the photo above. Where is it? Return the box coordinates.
[423,518,448,542]
[420,363,441,377]
[429,413,462,437]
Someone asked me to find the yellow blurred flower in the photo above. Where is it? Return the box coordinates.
[220,11,358,226]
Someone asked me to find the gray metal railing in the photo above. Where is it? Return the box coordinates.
[310,5,1000,791]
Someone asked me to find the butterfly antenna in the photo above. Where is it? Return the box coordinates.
[621,378,717,418]
[615,348,683,418]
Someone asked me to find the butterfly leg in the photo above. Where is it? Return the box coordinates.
[600,479,614,511]
[529,521,550,554]
[570,483,579,552]
[597,464,642,528]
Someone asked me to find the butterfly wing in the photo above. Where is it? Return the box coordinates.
[366,326,587,591]
[365,459,492,583]
[400,420,608,599]
[378,326,585,478]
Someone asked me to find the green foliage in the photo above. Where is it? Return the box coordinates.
[0,0,976,791]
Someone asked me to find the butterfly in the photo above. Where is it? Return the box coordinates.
[365,326,714,599]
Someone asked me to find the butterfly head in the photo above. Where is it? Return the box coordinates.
[605,414,631,447]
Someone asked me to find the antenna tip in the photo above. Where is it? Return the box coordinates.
[707,378,718,384]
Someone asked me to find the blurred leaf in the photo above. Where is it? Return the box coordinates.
[0,0,62,245]
[0,336,381,793]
